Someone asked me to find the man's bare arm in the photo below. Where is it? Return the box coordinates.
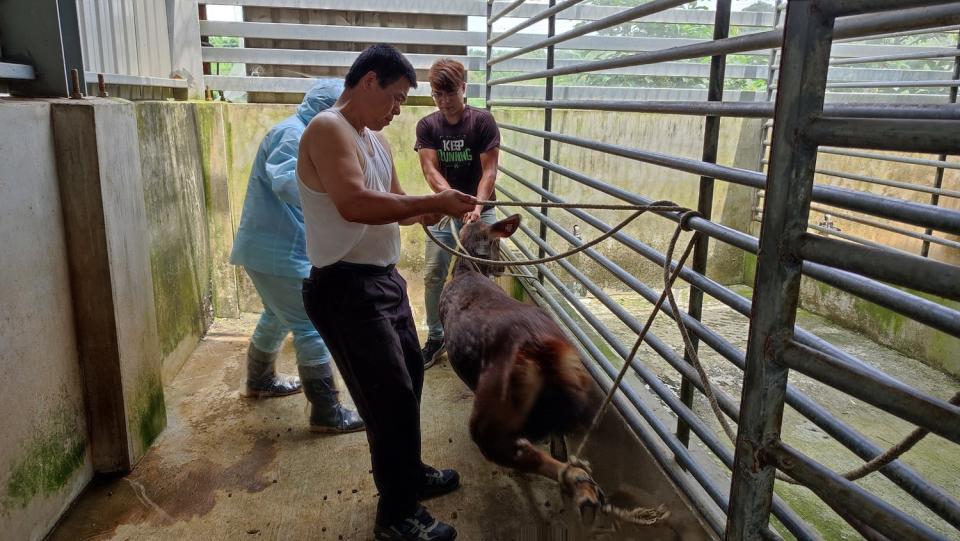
[476,147,499,206]
[299,116,474,224]
[417,148,452,194]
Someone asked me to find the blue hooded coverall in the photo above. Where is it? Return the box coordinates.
[229,79,344,368]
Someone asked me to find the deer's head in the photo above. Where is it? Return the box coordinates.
[453,214,521,277]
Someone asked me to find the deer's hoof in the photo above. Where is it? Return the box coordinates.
[561,466,604,525]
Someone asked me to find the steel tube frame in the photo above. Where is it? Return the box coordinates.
[799,233,960,301]
[807,204,960,250]
[922,30,959,257]
[818,146,960,171]
[537,0,557,275]
[488,99,960,120]
[495,166,960,528]
[806,117,960,154]
[678,0,730,455]
[488,0,691,66]
[829,47,960,65]
[726,3,834,537]
[487,0,585,47]
[810,167,960,199]
[488,4,960,85]
[499,123,960,236]
[488,0,524,25]
[769,443,946,540]
[499,144,960,338]
[486,0,960,536]
[780,341,960,443]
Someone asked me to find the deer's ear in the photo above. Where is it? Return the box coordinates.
[490,214,521,238]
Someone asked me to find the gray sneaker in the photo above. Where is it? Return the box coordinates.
[421,339,444,370]
[374,506,457,541]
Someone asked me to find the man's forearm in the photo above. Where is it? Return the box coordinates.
[338,190,439,225]
[474,172,496,209]
[426,172,452,194]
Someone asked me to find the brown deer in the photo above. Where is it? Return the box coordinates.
[438,214,603,519]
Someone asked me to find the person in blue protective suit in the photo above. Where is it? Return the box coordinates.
[230,79,364,434]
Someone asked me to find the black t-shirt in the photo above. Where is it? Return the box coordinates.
[414,106,501,204]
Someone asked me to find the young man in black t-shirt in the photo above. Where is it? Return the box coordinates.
[414,58,501,369]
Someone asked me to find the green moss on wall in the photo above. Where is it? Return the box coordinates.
[130,374,166,453]
[3,409,86,510]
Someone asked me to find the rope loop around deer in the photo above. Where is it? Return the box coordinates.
[421,199,687,268]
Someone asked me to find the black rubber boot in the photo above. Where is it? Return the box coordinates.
[242,343,302,398]
[299,364,365,434]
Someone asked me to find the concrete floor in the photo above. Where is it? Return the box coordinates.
[50,314,590,541]
[50,276,958,540]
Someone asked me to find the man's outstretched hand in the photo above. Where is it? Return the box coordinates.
[436,189,477,217]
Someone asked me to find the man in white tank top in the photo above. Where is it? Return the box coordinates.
[296,45,474,541]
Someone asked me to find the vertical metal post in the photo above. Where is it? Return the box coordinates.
[485,0,494,109]
[921,30,959,258]
[676,0,731,452]
[537,0,557,280]
[753,3,784,226]
[726,2,833,538]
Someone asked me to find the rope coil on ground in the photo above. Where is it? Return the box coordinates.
[423,197,957,520]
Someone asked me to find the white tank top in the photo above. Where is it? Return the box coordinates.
[298,110,400,268]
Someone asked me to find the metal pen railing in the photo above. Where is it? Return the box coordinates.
[484,1,960,539]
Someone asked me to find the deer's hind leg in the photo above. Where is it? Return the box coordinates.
[468,354,602,519]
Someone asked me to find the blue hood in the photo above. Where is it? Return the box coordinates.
[296,79,345,125]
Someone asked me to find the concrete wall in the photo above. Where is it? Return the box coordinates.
[0,100,93,541]
[137,102,213,384]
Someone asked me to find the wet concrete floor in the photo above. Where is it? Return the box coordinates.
[49,312,591,541]
[49,278,958,540]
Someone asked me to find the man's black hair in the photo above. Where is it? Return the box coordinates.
[344,44,418,89]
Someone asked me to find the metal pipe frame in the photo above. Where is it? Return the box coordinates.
[503,219,818,540]
[806,117,960,153]
[808,204,960,251]
[780,341,960,443]
[496,162,960,529]
[499,123,960,236]
[537,0,557,273]
[824,79,960,88]
[818,146,960,171]
[488,0,692,67]
[799,233,960,301]
[829,47,960,65]
[487,0,585,47]
[922,29,959,258]
[822,0,958,19]
[769,443,946,540]
[498,144,960,338]
[488,99,960,120]
[677,0,730,456]
[726,3,834,537]
[487,0,524,26]
[834,23,959,42]
[810,167,960,199]
[806,221,920,255]
[488,4,960,85]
